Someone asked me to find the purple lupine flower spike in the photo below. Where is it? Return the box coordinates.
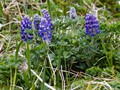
[38,9,53,43]
[85,13,100,36]
[20,16,33,42]
[33,14,41,30]
[42,9,53,30]
[70,7,77,19]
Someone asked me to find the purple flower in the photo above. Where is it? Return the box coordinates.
[33,14,41,30]
[38,9,53,43]
[42,9,53,30]
[85,13,100,36]
[70,7,77,19]
[20,16,33,42]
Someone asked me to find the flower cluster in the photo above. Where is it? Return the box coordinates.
[33,14,41,30]
[85,13,100,36]
[42,9,53,31]
[20,9,100,42]
[20,16,33,42]
[69,7,77,19]
[38,9,53,43]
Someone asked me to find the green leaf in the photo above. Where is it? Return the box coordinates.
[63,51,72,59]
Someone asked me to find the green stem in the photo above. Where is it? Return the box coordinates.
[12,41,23,90]
[10,67,12,90]
[15,41,23,61]
[23,71,30,88]
[26,43,31,78]
[56,46,62,87]
[41,58,46,90]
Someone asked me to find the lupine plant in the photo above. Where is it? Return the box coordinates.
[20,16,33,42]
[38,9,53,43]
[69,7,77,19]
[33,14,41,30]
[85,13,100,36]
[19,15,34,88]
